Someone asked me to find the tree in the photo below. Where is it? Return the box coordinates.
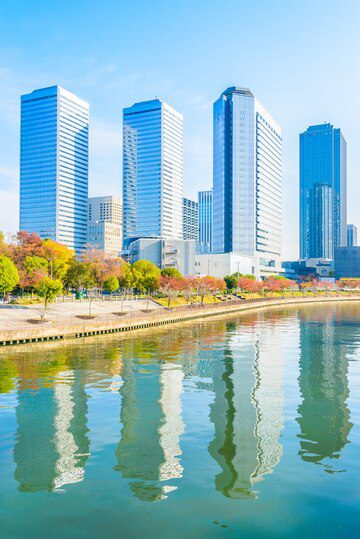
[132,260,160,293]
[224,273,239,291]
[82,249,125,289]
[118,262,134,289]
[35,277,63,320]
[161,267,182,279]
[238,276,263,295]
[206,276,226,303]
[193,276,221,305]
[0,255,19,298]
[104,275,119,295]
[65,259,95,299]
[19,255,48,292]
[182,277,197,304]
[159,275,184,307]
[43,238,74,280]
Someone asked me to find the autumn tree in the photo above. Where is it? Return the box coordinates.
[238,276,263,295]
[19,255,48,292]
[159,275,184,307]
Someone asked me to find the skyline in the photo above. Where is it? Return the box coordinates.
[1,0,360,258]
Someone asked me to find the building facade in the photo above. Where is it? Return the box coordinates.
[183,197,198,241]
[20,85,89,253]
[197,189,213,254]
[300,123,347,260]
[122,99,183,247]
[335,247,360,278]
[88,196,122,257]
[213,87,282,270]
[347,224,357,247]
[128,237,195,276]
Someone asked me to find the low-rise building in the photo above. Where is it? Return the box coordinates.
[195,253,284,280]
[335,247,360,278]
[88,196,122,257]
[128,237,195,276]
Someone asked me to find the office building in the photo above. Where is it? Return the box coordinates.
[88,196,122,257]
[300,123,347,260]
[335,246,360,278]
[213,87,282,271]
[128,237,195,276]
[20,85,89,253]
[122,99,183,247]
[197,189,212,254]
[183,197,198,241]
[347,224,357,247]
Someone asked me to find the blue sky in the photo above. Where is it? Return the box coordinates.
[0,0,359,258]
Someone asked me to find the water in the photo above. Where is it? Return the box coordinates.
[0,302,359,538]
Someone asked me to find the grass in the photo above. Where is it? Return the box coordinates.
[156,295,223,308]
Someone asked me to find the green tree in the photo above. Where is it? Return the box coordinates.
[0,255,19,298]
[160,267,182,279]
[35,277,63,320]
[224,273,239,291]
[104,275,119,295]
[132,260,160,293]
[65,260,95,299]
[20,255,48,292]
[118,262,134,289]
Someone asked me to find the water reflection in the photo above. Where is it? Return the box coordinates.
[0,303,358,508]
[297,307,353,470]
[208,320,284,499]
[14,369,90,492]
[115,340,185,501]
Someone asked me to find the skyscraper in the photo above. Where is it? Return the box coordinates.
[213,87,282,269]
[182,197,198,241]
[88,196,122,257]
[122,99,183,247]
[299,123,347,260]
[347,224,357,247]
[197,189,213,254]
[20,85,89,254]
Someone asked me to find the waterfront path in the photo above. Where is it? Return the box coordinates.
[0,295,359,347]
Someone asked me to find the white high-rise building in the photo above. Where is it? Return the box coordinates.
[122,99,183,247]
[20,85,89,254]
[213,87,282,271]
[88,196,122,257]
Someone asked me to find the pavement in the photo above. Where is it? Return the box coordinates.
[0,298,162,330]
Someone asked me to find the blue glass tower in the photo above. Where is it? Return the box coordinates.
[20,86,89,254]
[213,87,282,266]
[197,189,212,254]
[300,123,347,260]
[122,99,183,247]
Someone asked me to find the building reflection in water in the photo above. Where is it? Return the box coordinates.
[208,319,284,499]
[115,338,185,502]
[14,368,90,492]
[297,307,352,470]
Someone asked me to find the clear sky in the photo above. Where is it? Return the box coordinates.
[0,0,359,258]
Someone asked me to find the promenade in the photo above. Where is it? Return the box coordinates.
[0,295,359,347]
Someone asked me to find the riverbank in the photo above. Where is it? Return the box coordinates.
[0,294,359,347]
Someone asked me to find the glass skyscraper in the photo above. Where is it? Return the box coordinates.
[122,99,183,247]
[182,197,198,241]
[347,224,357,247]
[299,123,347,260]
[213,87,282,267]
[197,189,213,254]
[20,85,89,254]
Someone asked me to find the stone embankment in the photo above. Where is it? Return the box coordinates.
[0,295,359,347]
